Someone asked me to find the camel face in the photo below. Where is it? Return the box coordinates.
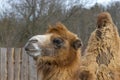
[25,33,67,58]
[24,33,68,58]
[24,23,82,62]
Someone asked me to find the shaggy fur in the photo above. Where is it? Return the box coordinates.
[82,12,120,80]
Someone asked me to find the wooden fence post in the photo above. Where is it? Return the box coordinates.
[14,48,21,80]
[0,48,1,80]
[20,48,29,80]
[1,48,7,80]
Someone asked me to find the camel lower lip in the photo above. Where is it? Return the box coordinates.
[25,49,39,52]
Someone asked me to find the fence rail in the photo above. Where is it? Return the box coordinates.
[0,48,37,80]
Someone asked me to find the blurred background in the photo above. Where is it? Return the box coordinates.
[0,0,120,50]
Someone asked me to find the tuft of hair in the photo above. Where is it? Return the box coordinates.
[97,12,113,28]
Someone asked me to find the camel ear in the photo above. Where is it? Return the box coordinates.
[72,39,82,50]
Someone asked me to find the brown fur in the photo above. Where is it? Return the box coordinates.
[34,23,86,80]
[82,12,120,80]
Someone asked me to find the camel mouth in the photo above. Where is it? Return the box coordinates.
[24,43,39,51]
[24,42,42,57]
[25,49,39,52]
[25,48,41,57]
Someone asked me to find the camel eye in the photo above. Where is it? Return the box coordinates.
[53,38,63,44]
[53,38,64,48]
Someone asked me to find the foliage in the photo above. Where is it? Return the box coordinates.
[0,0,120,49]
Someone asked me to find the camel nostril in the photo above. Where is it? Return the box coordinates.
[25,47,29,51]
[30,39,38,43]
